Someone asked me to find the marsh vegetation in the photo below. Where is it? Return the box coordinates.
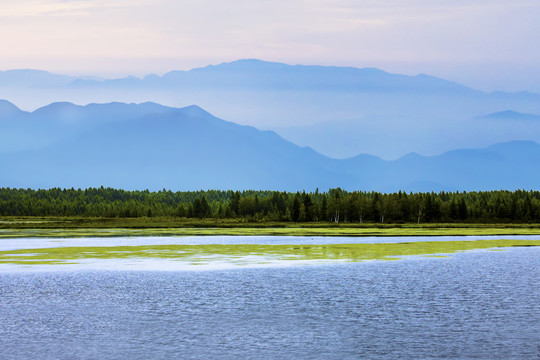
[1,239,538,267]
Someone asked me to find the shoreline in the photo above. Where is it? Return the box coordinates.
[3,217,540,238]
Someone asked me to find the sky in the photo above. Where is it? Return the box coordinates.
[1,0,540,92]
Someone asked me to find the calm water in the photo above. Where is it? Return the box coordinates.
[1,247,538,359]
[2,234,540,251]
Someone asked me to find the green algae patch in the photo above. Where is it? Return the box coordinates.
[0,239,538,266]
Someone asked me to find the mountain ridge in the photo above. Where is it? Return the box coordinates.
[2,58,540,159]
[480,110,540,121]
[1,100,539,192]
[1,59,496,95]
[63,59,483,95]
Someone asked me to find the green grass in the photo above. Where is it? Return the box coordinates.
[1,239,538,266]
[3,216,540,229]
[2,216,540,238]
[2,225,540,238]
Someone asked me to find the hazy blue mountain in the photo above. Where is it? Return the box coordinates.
[0,69,77,88]
[30,101,175,124]
[480,110,540,121]
[0,99,23,117]
[68,59,478,94]
[2,60,540,158]
[1,102,539,191]
[0,106,348,190]
[0,100,176,153]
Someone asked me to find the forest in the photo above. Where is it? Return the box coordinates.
[1,187,540,223]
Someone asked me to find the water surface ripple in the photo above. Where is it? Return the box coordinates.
[0,248,538,359]
[2,234,540,251]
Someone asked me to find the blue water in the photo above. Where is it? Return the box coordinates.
[0,247,538,359]
[2,234,540,251]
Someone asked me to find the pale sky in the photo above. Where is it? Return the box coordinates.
[1,0,540,92]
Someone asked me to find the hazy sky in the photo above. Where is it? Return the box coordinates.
[1,0,539,92]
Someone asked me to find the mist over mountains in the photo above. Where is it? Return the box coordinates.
[2,59,540,159]
[1,99,539,192]
[0,100,175,152]
[0,60,478,93]
[480,110,540,122]
[1,59,539,192]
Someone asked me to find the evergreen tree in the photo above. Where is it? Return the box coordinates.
[320,195,328,221]
[303,192,313,221]
[292,195,301,222]
[200,196,211,217]
[193,199,203,218]
[228,191,240,216]
[458,198,468,220]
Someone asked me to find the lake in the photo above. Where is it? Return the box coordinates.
[0,236,538,359]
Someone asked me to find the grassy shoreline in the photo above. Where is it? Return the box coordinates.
[2,217,540,238]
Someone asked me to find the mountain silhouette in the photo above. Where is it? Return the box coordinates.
[480,110,540,121]
[2,60,540,159]
[1,101,539,191]
[0,100,176,152]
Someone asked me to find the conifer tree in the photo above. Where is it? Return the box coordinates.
[292,195,301,222]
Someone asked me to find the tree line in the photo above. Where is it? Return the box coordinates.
[1,187,540,223]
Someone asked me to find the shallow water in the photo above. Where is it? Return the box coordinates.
[0,236,538,272]
[0,248,538,359]
[2,234,540,251]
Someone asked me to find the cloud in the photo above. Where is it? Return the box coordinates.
[0,0,539,92]
[0,0,142,17]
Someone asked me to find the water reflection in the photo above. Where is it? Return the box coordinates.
[0,248,538,359]
[0,238,538,272]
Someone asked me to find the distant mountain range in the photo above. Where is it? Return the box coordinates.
[0,69,77,88]
[0,100,539,192]
[68,59,480,95]
[0,60,481,93]
[0,100,175,152]
[2,59,540,158]
[480,110,540,121]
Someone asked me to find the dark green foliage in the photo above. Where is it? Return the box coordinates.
[458,198,468,220]
[228,191,240,216]
[292,195,301,222]
[423,194,441,222]
[191,195,211,218]
[1,187,540,223]
[302,192,313,222]
[320,195,328,221]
